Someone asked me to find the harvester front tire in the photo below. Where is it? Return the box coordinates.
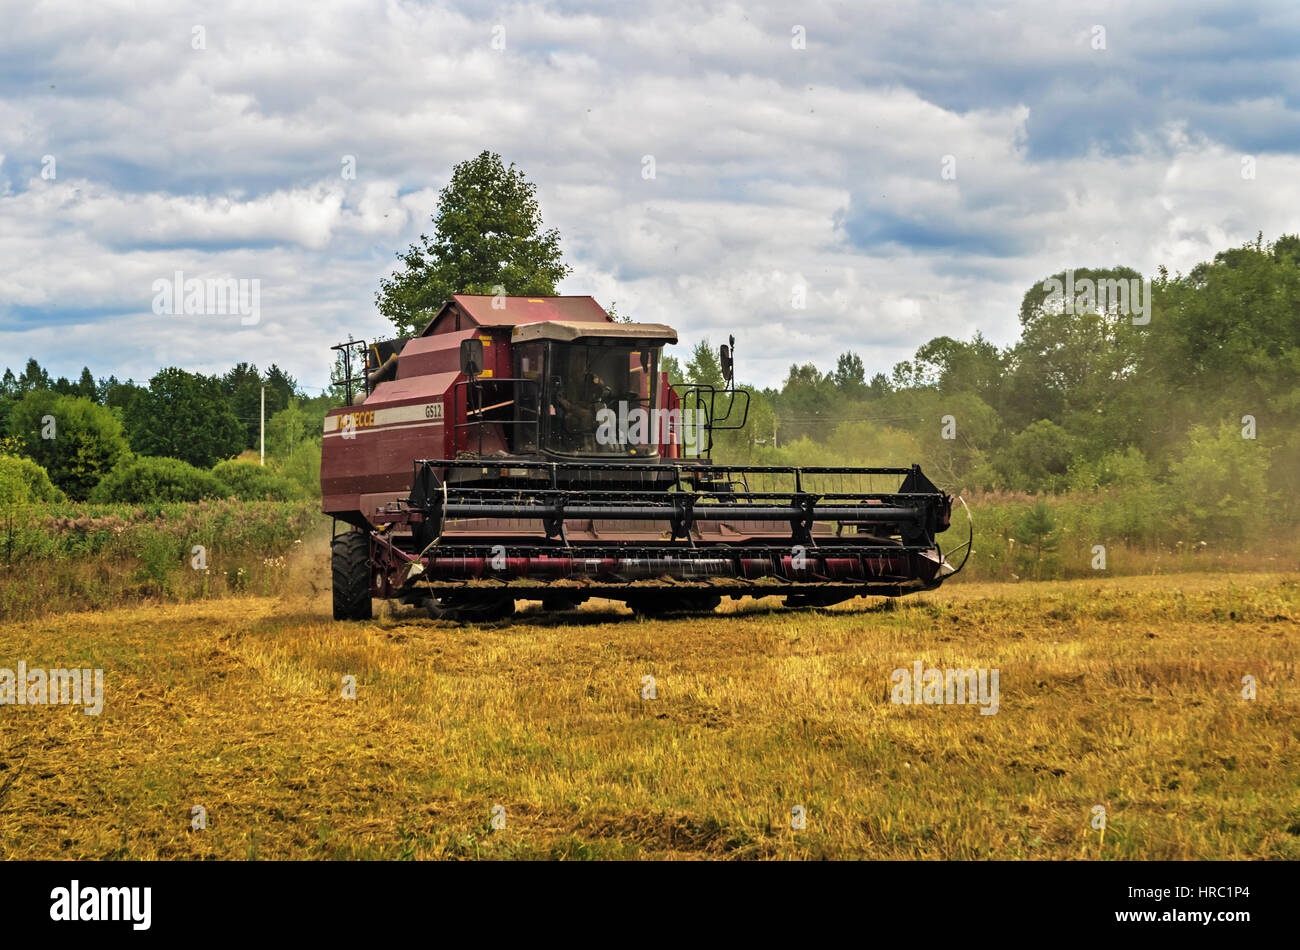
[541,593,581,612]
[331,531,373,621]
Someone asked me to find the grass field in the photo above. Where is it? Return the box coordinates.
[1,569,1297,860]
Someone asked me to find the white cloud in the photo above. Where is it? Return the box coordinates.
[1,0,1299,391]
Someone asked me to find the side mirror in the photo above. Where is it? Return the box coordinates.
[719,343,734,384]
[460,338,485,378]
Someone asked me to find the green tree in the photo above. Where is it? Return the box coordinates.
[266,402,313,458]
[832,351,866,396]
[127,368,243,468]
[661,353,686,387]
[275,439,323,499]
[17,358,50,393]
[1003,266,1147,439]
[76,367,97,401]
[1013,499,1060,580]
[1065,445,1152,493]
[911,333,1006,400]
[777,362,835,441]
[747,391,776,454]
[376,150,571,336]
[222,362,263,449]
[0,368,18,435]
[1140,236,1300,464]
[6,391,130,499]
[101,378,149,447]
[905,390,1001,491]
[866,372,892,399]
[264,364,299,410]
[999,419,1075,492]
[1168,422,1273,540]
[685,339,724,388]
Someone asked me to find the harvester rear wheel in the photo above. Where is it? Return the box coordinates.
[331,531,372,621]
[541,594,582,612]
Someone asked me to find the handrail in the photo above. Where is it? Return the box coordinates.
[667,383,752,457]
[452,377,541,455]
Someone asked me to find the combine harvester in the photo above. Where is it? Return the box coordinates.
[321,295,970,621]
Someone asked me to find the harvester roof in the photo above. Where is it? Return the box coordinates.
[510,320,677,344]
[419,294,613,336]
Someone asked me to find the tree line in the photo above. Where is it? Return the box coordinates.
[675,236,1298,527]
[4,145,1296,530]
[0,361,329,501]
[370,151,1295,529]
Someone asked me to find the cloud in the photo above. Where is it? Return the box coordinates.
[1,0,1299,390]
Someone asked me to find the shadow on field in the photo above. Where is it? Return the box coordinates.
[254,592,922,633]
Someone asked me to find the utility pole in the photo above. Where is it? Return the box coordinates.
[260,385,265,466]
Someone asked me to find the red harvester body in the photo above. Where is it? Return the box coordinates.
[321,295,968,621]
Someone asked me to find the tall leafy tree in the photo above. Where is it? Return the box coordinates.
[263,364,299,413]
[778,363,836,441]
[1002,266,1147,445]
[997,419,1075,492]
[832,351,866,395]
[685,339,724,388]
[376,150,571,336]
[127,368,243,467]
[266,403,311,458]
[910,333,1005,400]
[6,391,129,499]
[76,367,97,401]
[102,378,149,443]
[222,363,263,449]
[18,358,50,393]
[660,353,685,387]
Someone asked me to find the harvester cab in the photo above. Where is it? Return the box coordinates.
[321,294,970,622]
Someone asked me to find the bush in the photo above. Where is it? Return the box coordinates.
[1066,446,1152,492]
[211,460,299,501]
[89,456,230,504]
[6,391,130,499]
[999,420,1075,493]
[1168,422,1273,540]
[0,454,65,507]
[0,498,325,618]
[273,440,321,499]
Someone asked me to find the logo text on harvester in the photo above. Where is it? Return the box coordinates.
[50,881,151,931]
[0,663,103,715]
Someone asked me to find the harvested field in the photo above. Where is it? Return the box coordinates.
[1,572,1297,859]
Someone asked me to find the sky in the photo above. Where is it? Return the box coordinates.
[2,0,1299,393]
